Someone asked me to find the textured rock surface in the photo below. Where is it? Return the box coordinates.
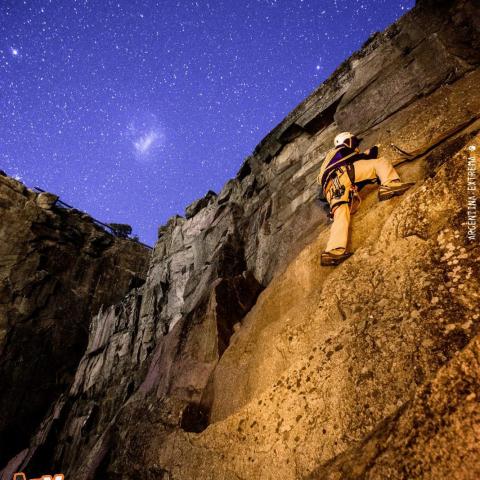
[2,0,480,479]
[0,175,150,468]
[307,333,480,480]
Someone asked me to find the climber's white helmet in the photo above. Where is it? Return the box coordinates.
[334,131,355,147]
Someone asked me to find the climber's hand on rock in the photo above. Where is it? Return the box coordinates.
[365,145,379,158]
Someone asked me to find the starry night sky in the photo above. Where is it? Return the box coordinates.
[1,0,414,245]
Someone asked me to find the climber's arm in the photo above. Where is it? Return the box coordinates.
[357,145,379,160]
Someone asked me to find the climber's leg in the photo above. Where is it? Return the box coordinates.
[353,157,399,185]
[325,203,350,252]
[320,203,351,266]
[321,204,353,266]
[353,158,414,201]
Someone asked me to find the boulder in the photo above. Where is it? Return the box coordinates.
[35,192,58,209]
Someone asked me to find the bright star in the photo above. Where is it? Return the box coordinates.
[11,48,19,56]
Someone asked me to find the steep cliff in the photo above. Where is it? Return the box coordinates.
[0,175,150,468]
[2,0,480,478]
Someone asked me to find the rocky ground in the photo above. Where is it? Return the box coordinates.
[1,0,479,479]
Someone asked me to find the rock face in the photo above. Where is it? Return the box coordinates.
[0,175,150,469]
[306,333,480,480]
[2,0,480,479]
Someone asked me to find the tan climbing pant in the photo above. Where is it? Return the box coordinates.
[325,157,400,253]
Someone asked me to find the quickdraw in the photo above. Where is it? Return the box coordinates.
[328,185,361,219]
[330,174,346,199]
[349,184,361,215]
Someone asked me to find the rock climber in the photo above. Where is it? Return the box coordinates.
[318,131,414,266]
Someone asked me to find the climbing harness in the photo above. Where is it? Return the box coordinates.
[322,162,361,220]
[318,141,386,220]
[317,149,359,195]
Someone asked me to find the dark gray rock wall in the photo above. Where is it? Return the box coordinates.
[0,174,150,468]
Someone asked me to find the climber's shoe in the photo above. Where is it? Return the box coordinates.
[320,250,353,266]
[378,181,415,201]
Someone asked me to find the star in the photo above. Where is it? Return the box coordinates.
[11,47,19,56]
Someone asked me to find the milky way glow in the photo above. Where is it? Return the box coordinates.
[134,131,159,155]
[127,113,166,163]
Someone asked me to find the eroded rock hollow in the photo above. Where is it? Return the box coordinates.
[1,0,479,478]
